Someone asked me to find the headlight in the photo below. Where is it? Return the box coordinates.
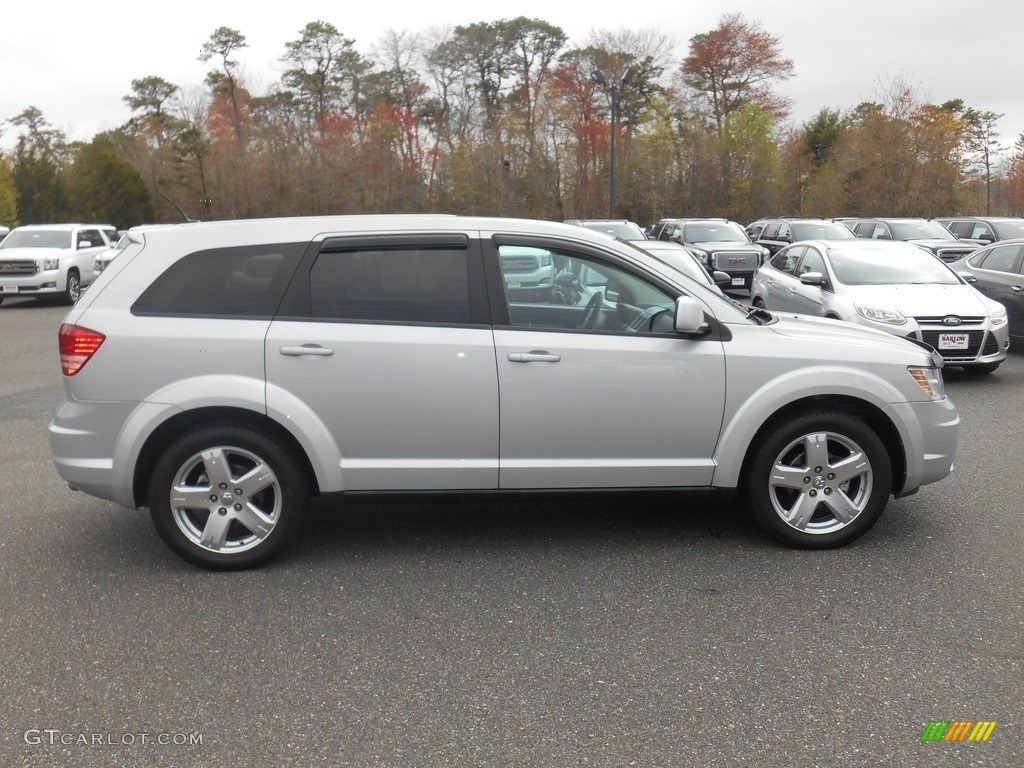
[908,366,945,400]
[855,304,907,325]
[989,304,1007,326]
[688,248,709,265]
[42,258,59,270]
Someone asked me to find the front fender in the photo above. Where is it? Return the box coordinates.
[712,365,910,489]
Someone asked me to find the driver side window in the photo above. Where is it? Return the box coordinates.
[496,244,674,334]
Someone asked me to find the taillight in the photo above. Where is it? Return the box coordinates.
[59,323,106,376]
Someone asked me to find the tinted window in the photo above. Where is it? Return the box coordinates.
[309,247,470,324]
[792,222,856,241]
[974,244,1022,272]
[798,248,827,276]
[132,243,304,317]
[770,246,804,275]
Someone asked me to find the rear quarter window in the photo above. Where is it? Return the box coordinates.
[131,243,305,317]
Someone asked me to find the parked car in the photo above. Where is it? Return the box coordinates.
[846,218,980,263]
[50,216,959,568]
[935,216,1024,244]
[748,217,856,256]
[0,224,118,306]
[751,238,1009,373]
[565,219,647,240]
[950,239,1024,344]
[649,218,767,291]
[628,240,731,294]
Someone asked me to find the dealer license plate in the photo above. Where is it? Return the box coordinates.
[731,277,745,287]
[938,332,969,350]
[2,284,19,294]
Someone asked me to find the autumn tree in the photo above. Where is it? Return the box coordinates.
[1005,133,1024,215]
[199,27,249,142]
[961,108,1004,214]
[123,76,180,149]
[680,13,794,133]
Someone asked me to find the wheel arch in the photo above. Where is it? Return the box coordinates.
[132,406,321,508]
[732,395,906,495]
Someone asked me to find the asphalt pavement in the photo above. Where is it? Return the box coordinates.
[1,296,1020,767]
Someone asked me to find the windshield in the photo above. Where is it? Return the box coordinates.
[580,221,646,239]
[792,222,856,240]
[682,222,748,242]
[888,221,957,240]
[993,220,1024,238]
[638,246,712,286]
[0,229,72,249]
[829,246,961,285]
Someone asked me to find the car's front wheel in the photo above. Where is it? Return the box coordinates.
[745,411,892,548]
[149,425,309,569]
[64,270,82,305]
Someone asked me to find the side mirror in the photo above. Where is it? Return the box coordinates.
[674,296,710,335]
[77,240,93,249]
[957,271,976,283]
[799,271,825,286]
[711,270,732,286]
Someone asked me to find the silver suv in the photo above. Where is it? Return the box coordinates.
[49,216,960,569]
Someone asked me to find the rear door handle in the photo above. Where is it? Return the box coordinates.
[280,344,334,357]
[508,351,561,363]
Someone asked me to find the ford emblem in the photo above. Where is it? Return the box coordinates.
[942,315,962,326]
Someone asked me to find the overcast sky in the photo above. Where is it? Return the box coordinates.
[2,0,1022,154]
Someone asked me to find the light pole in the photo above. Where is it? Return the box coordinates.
[592,67,635,219]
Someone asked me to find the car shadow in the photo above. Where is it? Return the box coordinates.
[285,490,764,565]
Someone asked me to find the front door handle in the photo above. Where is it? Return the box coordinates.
[280,344,334,357]
[508,350,561,363]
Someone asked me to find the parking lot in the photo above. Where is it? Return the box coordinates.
[1,296,1021,766]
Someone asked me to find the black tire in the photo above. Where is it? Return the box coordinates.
[745,410,892,549]
[64,270,82,305]
[148,425,309,569]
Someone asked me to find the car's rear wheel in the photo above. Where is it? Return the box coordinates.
[64,270,81,305]
[149,425,308,569]
[745,411,891,548]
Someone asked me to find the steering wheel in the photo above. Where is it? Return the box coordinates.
[576,291,604,329]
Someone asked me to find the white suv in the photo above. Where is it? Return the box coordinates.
[0,223,118,305]
[49,216,960,568]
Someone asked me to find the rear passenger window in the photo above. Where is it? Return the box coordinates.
[309,247,470,324]
[132,243,305,317]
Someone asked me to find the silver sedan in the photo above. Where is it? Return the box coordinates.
[751,239,1009,373]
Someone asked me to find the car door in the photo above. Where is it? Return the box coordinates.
[485,234,726,489]
[788,246,831,317]
[964,244,1024,339]
[265,234,500,492]
[761,245,805,310]
[75,227,107,285]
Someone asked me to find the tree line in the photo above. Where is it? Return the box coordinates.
[3,12,1024,232]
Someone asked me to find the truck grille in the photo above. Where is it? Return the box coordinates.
[0,260,38,276]
[502,256,537,272]
[709,251,758,270]
[934,247,975,263]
